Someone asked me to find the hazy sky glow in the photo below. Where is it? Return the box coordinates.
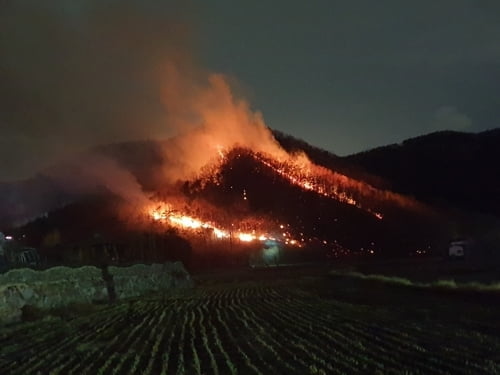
[0,0,499,180]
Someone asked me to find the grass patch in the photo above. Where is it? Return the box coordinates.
[330,270,500,294]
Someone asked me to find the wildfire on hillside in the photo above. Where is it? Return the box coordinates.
[143,144,403,251]
[136,63,425,255]
[149,203,302,247]
[250,152,384,220]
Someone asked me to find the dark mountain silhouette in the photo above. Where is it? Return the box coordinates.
[343,129,500,217]
[0,175,73,229]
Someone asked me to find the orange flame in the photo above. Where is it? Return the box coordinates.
[240,151,384,219]
[148,204,299,246]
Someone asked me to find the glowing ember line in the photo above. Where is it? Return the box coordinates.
[214,228,229,238]
[169,216,208,229]
[238,233,255,242]
[149,205,301,246]
[254,154,383,219]
[216,145,225,159]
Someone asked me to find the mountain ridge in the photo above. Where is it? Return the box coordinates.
[343,128,500,217]
[2,127,499,229]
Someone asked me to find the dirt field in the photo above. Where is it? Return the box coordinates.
[1,267,499,374]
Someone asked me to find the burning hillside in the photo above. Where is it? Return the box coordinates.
[5,136,449,269]
[133,142,445,261]
[0,27,451,267]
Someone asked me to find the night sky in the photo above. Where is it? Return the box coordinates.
[1,0,499,180]
[197,0,500,153]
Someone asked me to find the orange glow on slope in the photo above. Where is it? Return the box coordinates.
[149,205,298,246]
[150,207,227,236]
[238,233,255,242]
[193,147,385,220]
[142,141,431,252]
[251,153,384,219]
[140,143,419,255]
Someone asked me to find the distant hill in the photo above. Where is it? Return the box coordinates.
[343,129,500,217]
[0,175,73,229]
[0,140,166,228]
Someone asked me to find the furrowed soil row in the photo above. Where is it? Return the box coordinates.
[224,304,276,375]
[126,304,169,375]
[3,305,129,375]
[161,298,199,375]
[229,295,304,374]
[198,303,229,375]
[78,303,163,375]
[194,303,219,375]
[273,288,492,374]
[142,308,173,375]
[282,301,438,373]
[234,287,373,373]
[37,307,135,375]
[174,304,189,374]
[108,305,171,375]
[272,287,469,374]
[158,301,186,375]
[271,290,452,374]
[260,288,377,370]
[211,297,242,374]
[249,293,364,374]
[206,310,237,375]
[228,297,311,371]
[124,302,168,375]
[226,290,328,374]
[228,299,323,375]
[215,300,265,375]
[297,284,500,363]
[2,283,500,375]
[1,303,126,358]
[298,295,496,374]
[185,309,202,375]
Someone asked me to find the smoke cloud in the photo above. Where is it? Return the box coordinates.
[157,64,286,182]
[0,0,285,180]
[0,0,290,224]
[0,0,193,181]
